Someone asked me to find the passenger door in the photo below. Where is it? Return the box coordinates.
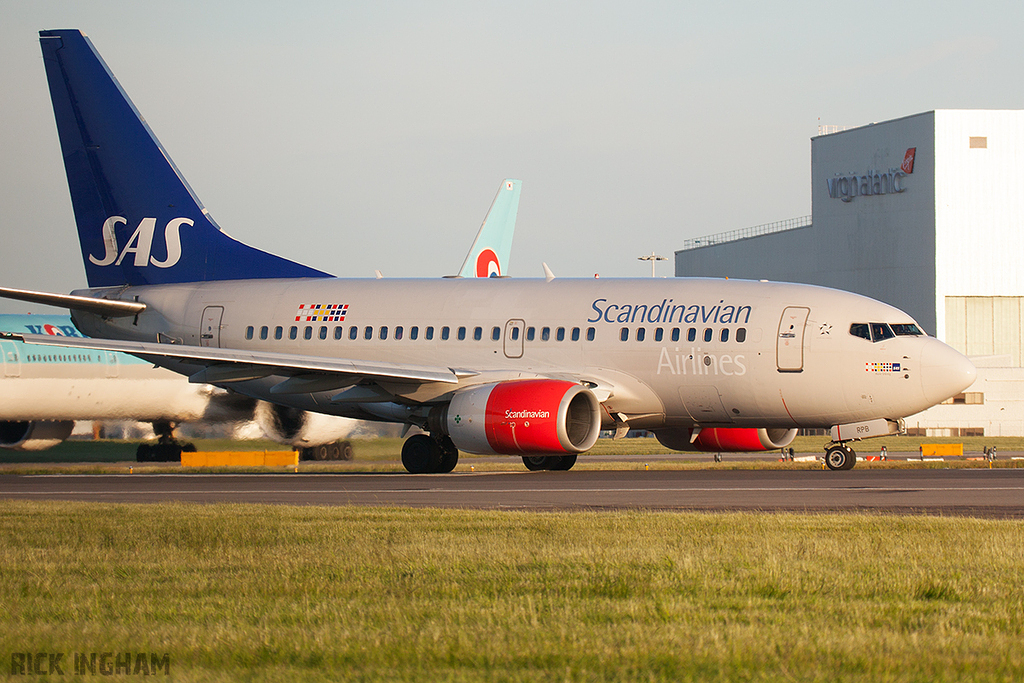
[777,307,810,372]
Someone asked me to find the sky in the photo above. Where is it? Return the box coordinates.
[2,0,1022,313]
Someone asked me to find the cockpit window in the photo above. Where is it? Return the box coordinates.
[850,323,870,340]
[871,323,895,342]
[891,323,924,336]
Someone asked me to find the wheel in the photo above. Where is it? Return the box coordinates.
[522,455,550,471]
[825,444,856,471]
[437,436,459,473]
[313,444,329,461]
[402,434,440,473]
[326,442,341,460]
[549,454,577,471]
[339,441,354,461]
[181,442,197,453]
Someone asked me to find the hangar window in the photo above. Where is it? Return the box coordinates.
[850,323,871,341]
[891,323,924,336]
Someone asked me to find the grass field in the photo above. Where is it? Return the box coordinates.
[2,502,1023,682]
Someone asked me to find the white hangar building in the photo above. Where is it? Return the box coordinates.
[675,110,1024,436]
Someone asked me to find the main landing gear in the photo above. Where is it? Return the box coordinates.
[299,441,354,461]
[136,421,196,462]
[522,455,578,471]
[402,434,459,474]
[823,443,857,471]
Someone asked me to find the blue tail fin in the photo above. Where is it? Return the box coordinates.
[39,30,330,288]
[457,179,521,278]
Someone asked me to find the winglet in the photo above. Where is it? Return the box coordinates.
[457,179,521,278]
[542,262,556,282]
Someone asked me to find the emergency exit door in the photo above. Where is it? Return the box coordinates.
[777,306,809,372]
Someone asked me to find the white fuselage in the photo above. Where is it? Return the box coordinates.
[70,277,976,431]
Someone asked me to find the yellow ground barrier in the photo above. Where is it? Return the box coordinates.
[181,451,298,467]
[920,443,963,457]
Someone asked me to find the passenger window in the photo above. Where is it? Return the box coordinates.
[687,328,696,342]
[736,328,747,343]
[671,328,680,342]
[510,327,519,341]
[289,326,298,340]
[542,327,550,341]
[441,327,450,340]
[703,328,713,342]
[334,326,343,340]
[410,326,419,340]
[349,326,358,340]
[260,326,269,340]
[380,326,388,340]
[275,326,283,340]
[620,328,629,342]
[395,326,403,340]
[245,326,254,340]
[571,327,580,342]
[586,327,595,341]
[458,326,467,341]
[654,328,663,342]
[473,327,482,341]
[850,323,870,340]
[871,323,895,342]
[720,328,729,342]
[304,326,313,340]
[637,328,646,342]
[426,326,434,340]
[492,327,501,341]
[317,326,326,340]
[364,326,373,340]
[556,327,565,342]
[527,327,535,341]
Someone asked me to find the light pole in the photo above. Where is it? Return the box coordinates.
[638,252,667,277]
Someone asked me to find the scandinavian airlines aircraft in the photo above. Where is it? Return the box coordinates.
[0,30,976,472]
[0,178,520,459]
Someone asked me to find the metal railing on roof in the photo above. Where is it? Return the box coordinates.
[678,216,812,252]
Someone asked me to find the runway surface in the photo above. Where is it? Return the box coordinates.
[3,469,1023,517]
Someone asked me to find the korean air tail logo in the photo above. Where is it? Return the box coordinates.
[476,248,501,278]
[89,216,189,269]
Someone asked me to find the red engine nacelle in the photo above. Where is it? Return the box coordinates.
[655,427,798,452]
[446,379,601,455]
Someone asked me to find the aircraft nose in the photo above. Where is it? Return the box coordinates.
[919,340,977,404]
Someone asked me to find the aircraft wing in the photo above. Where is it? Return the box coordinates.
[1,333,463,385]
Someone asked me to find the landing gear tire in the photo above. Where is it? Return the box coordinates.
[437,436,459,473]
[825,444,857,471]
[523,455,549,471]
[313,444,329,461]
[339,441,354,461]
[522,454,577,471]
